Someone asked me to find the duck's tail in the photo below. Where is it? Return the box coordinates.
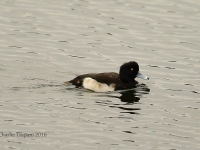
[63,80,72,85]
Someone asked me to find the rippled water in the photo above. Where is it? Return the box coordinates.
[0,0,200,149]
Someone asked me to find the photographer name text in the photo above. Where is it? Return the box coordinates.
[0,132,47,138]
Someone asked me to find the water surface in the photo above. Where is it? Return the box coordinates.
[0,0,200,149]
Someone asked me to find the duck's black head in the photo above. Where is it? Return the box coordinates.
[119,61,148,83]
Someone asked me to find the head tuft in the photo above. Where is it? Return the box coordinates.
[119,61,139,82]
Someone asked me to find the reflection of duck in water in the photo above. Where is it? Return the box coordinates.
[106,83,150,104]
[65,61,149,92]
[96,84,150,115]
[118,84,150,103]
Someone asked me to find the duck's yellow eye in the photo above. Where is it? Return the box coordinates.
[131,68,134,71]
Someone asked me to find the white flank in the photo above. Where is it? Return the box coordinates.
[83,77,115,92]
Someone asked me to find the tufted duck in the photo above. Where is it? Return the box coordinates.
[65,61,149,92]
